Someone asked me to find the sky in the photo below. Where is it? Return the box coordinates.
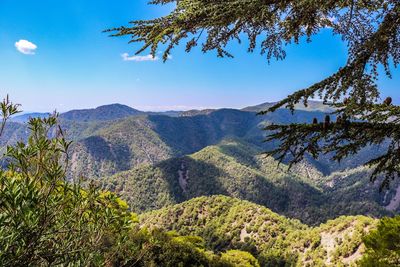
[0,0,399,112]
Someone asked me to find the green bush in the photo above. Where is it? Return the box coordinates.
[221,250,260,267]
[0,110,135,266]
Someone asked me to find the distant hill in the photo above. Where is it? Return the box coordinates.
[179,109,216,117]
[140,195,376,266]
[10,112,50,123]
[148,110,182,117]
[60,103,144,122]
[242,100,335,113]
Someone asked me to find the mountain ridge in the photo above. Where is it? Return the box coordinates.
[242,100,335,113]
[14,100,333,123]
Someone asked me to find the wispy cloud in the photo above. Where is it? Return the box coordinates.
[121,53,158,62]
[15,39,37,55]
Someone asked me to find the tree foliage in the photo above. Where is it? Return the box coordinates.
[108,0,400,188]
[360,216,400,266]
[140,195,375,266]
[220,250,260,267]
[0,100,136,265]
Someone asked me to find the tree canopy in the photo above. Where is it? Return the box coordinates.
[360,215,400,266]
[109,0,400,189]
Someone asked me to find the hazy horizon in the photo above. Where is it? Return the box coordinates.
[15,99,291,114]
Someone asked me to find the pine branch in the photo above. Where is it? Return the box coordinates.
[109,0,400,188]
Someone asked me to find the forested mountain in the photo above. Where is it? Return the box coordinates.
[2,102,399,266]
[59,103,144,121]
[140,195,377,266]
[65,107,338,178]
[61,104,385,181]
[1,102,396,222]
[104,139,396,225]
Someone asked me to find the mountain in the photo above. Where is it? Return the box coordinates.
[2,103,395,225]
[242,100,335,113]
[140,195,377,266]
[67,108,337,178]
[2,104,386,182]
[10,112,50,123]
[149,110,182,117]
[180,109,216,117]
[59,103,144,122]
[104,139,395,225]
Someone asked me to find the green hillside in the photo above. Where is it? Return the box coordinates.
[140,195,377,266]
[68,116,175,178]
[67,109,262,178]
[105,139,393,225]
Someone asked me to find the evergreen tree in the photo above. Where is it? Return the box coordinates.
[108,0,400,189]
[360,216,400,266]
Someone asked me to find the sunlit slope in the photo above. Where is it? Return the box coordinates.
[140,195,376,266]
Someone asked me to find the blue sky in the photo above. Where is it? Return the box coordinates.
[0,0,399,112]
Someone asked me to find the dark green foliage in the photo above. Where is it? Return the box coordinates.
[359,216,400,266]
[265,116,400,191]
[109,0,400,187]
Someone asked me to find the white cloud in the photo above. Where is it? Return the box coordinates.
[121,53,159,62]
[15,40,37,55]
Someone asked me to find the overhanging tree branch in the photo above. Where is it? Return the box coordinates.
[108,0,400,188]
